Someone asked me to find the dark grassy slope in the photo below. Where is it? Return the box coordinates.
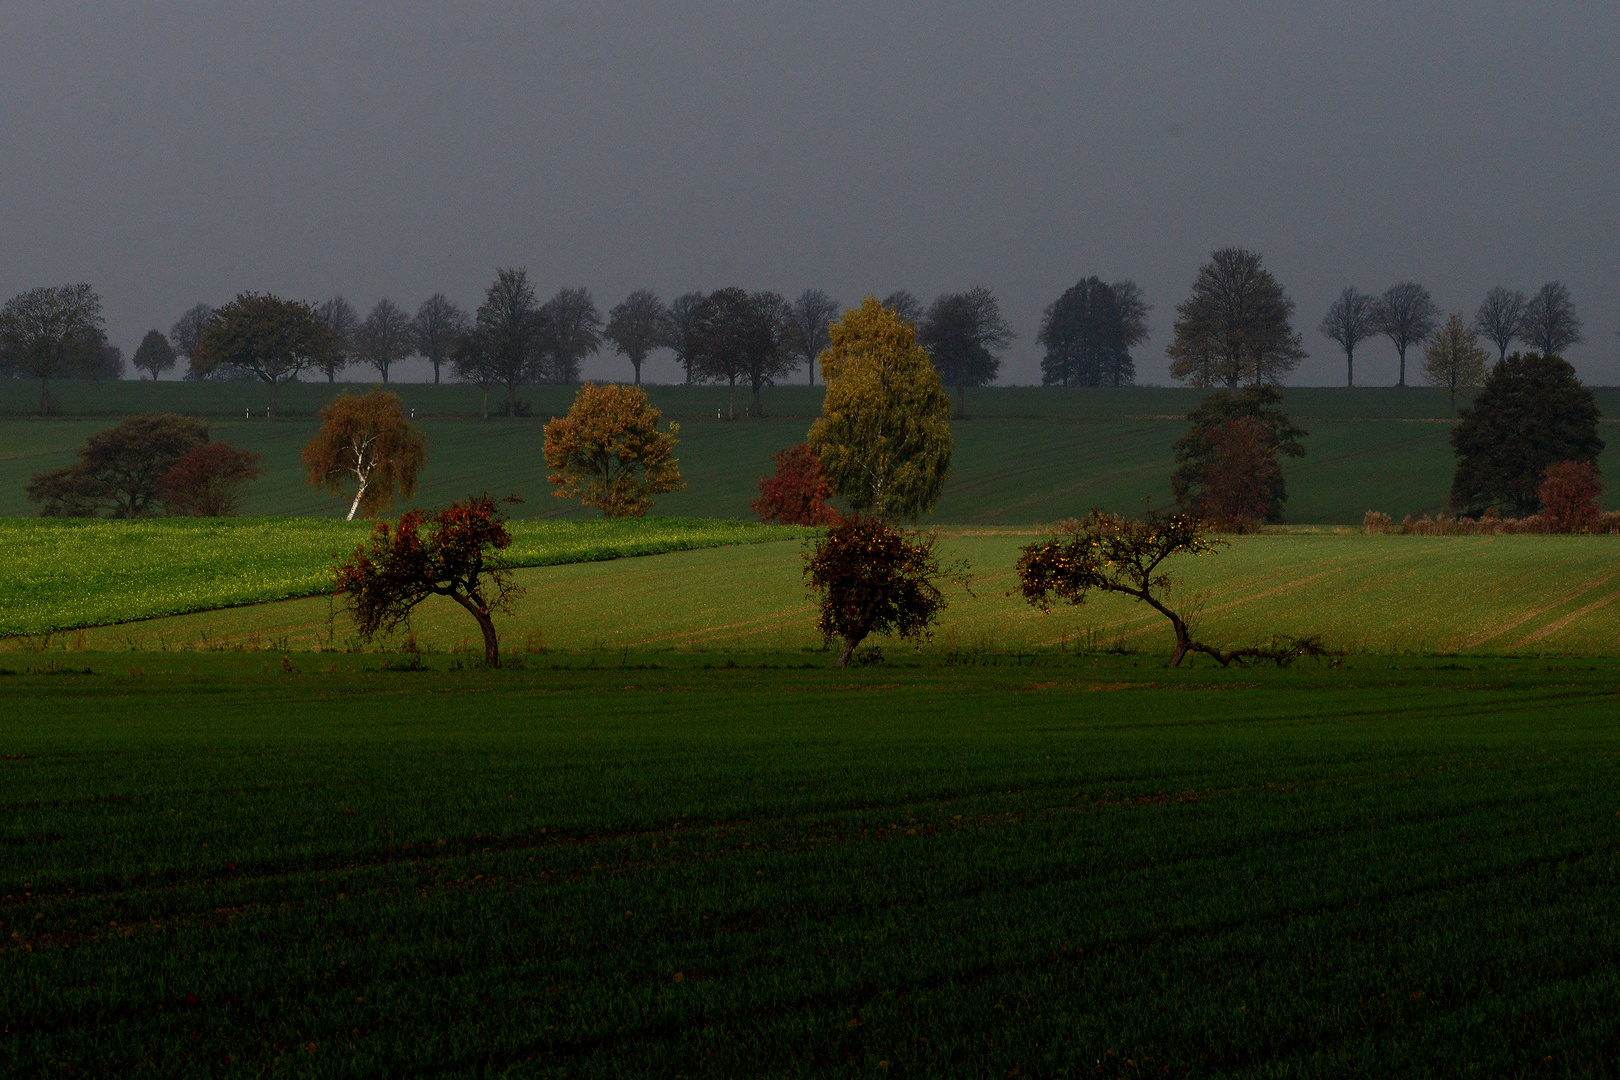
[3,384,1615,522]
[3,654,1620,1077]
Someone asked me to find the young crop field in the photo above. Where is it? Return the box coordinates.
[0,517,805,638]
[5,384,1616,524]
[3,654,1619,1076]
[40,531,1620,659]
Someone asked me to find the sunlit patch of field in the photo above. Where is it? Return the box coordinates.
[40,532,1620,658]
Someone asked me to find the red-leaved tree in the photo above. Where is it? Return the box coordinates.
[1195,417,1281,531]
[754,444,840,525]
[334,494,525,667]
[1539,460,1602,534]
[159,442,264,516]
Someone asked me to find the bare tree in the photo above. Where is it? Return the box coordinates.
[537,287,602,384]
[1520,281,1583,356]
[316,296,359,383]
[604,288,667,385]
[787,289,841,385]
[1166,248,1305,388]
[0,283,106,413]
[410,294,466,384]
[1473,287,1526,363]
[170,303,214,378]
[882,290,923,327]
[1376,282,1440,387]
[469,268,543,413]
[662,292,704,383]
[356,298,413,383]
[1318,287,1379,387]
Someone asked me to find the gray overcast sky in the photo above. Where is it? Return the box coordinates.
[2,1,1616,386]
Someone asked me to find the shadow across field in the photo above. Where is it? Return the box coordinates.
[2,653,1619,1076]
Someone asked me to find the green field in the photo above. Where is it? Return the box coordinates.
[18,530,1620,658]
[4,654,1620,1076]
[5,384,1617,524]
[0,518,805,638]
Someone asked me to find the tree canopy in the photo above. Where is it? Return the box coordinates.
[544,383,683,518]
[158,442,264,517]
[604,288,667,386]
[808,297,953,522]
[356,298,413,383]
[1474,287,1526,363]
[1376,282,1441,387]
[1422,314,1488,413]
[1171,385,1307,524]
[315,296,359,383]
[193,293,333,415]
[919,286,1014,419]
[1318,287,1378,387]
[1166,249,1304,388]
[132,330,177,381]
[0,283,107,412]
[1450,352,1603,516]
[1519,281,1583,356]
[688,286,789,419]
[787,289,841,386]
[467,268,543,412]
[1038,277,1148,388]
[537,287,602,385]
[26,413,209,518]
[334,494,524,668]
[803,516,958,666]
[411,294,466,385]
[301,390,426,520]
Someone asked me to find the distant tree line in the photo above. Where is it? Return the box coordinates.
[2,260,1602,417]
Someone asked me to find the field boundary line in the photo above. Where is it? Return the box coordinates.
[1458,573,1617,649]
[1513,588,1620,646]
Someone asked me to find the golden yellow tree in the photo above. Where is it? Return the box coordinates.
[544,383,683,517]
[807,297,953,521]
[1423,313,1489,414]
[301,390,426,519]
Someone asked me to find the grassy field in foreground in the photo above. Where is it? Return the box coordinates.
[3,654,1619,1076]
[0,518,806,638]
[5,385,1617,523]
[42,531,1620,657]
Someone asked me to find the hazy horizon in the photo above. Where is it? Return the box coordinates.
[2,2,1615,387]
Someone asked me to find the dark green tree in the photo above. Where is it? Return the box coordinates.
[919,286,1014,419]
[689,287,787,419]
[0,283,106,413]
[133,330,177,380]
[1450,352,1603,516]
[469,268,543,413]
[192,293,333,416]
[1038,277,1149,387]
[26,413,209,517]
[604,288,667,385]
[1171,385,1307,523]
[537,287,602,384]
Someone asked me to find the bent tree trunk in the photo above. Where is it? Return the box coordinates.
[452,592,501,668]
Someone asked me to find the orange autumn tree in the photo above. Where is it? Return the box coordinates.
[754,444,840,525]
[301,389,426,520]
[544,383,683,517]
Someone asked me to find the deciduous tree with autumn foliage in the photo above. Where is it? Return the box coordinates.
[301,390,426,520]
[334,494,525,668]
[754,444,840,526]
[1538,461,1603,534]
[544,383,682,517]
[159,443,264,516]
[804,515,961,666]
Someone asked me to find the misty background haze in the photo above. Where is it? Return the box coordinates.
[2,1,1615,387]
